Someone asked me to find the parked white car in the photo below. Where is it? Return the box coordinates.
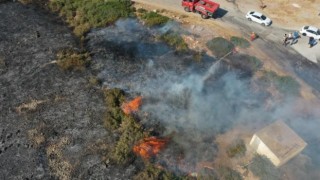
[246,11,272,26]
[300,26,320,40]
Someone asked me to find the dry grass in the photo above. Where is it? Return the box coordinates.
[16,99,47,114]
[56,49,90,71]
[46,137,73,180]
[27,127,45,148]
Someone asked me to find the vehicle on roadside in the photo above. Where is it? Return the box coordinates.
[181,0,220,19]
[300,26,320,40]
[245,11,272,26]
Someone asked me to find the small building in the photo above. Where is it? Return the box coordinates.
[250,121,307,167]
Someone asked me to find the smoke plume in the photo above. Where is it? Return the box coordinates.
[87,19,320,178]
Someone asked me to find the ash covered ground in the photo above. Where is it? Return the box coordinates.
[0,2,135,179]
[1,1,320,179]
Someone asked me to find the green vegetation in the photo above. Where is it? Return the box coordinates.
[48,0,135,36]
[111,115,145,165]
[159,31,188,52]
[197,169,219,180]
[198,166,243,180]
[139,11,170,27]
[230,36,250,48]
[103,88,146,165]
[103,88,126,130]
[226,139,246,158]
[249,155,282,180]
[217,166,243,180]
[230,54,263,73]
[206,37,234,58]
[133,163,183,180]
[260,70,300,95]
[88,76,102,86]
[192,51,204,62]
[137,8,147,14]
[56,49,90,71]
[243,55,262,72]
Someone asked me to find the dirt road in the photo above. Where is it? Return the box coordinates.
[134,0,320,97]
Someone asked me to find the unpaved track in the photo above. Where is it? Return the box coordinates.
[135,0,320,96]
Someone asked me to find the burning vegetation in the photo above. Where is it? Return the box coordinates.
[133,136,169,159]
[121,96,143,115]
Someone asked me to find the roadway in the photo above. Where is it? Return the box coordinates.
[134,0,320,94]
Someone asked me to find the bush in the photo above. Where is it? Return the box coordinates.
[216,166,243,180]
[88,76,102,86]
[230,36,250,48]
[103,88,126,130]
[226,139,246,158]
[159,31,188,52]
[140,11,170,27]
[103,88,146,165]
[133,163,183,180]
[197,166,242,180]
[206,37,234,58]
[111,116,145,165]
[137,8,147,14]
[229,54,263,74]
[249,155,282,180]
[192,51,204,62]
[49,0,135,36]
[56,49,90,71]
[260,70,300,95]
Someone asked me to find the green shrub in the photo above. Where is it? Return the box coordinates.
[261,70,300,95]
[88,76,102,86]
[230,36,250,48]
[226,139,246,158]
[249,155,282,180]
[193,51,204,62]
[197,168,219,180]
[49,0,135,36]
[140,11,170,27]
[102,88,147,165]
[137,8,147,14]
[216,166,243,180]
[103,88,126,130]
[111,116,145,165]
[133,163,184,180]
[197,166,242,180]
[159,31,188,51]
[206,37,234,58]
[230,54,262,73]
[56,49,90,71]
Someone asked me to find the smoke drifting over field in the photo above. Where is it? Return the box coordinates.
[87,19,320,178]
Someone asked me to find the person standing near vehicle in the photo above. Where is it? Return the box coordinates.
[250,32,257,41]
[283,34,288,46]
[309,37,315,48]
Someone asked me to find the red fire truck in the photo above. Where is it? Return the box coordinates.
[182,0,220,19]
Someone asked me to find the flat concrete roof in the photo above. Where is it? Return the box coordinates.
[255,121,307,162]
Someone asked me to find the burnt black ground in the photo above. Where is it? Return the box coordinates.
[0,2,135,179]
[1,1,320,180]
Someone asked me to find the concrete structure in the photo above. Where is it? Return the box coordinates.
[250,121,307,167]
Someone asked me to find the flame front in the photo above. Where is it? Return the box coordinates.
[133,136,169,159]
[121,96,142,115]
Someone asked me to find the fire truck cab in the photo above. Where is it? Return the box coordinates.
[182,0,220,19]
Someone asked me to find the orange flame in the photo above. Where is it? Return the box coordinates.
[121,96,142,115]
[133,136,169,159]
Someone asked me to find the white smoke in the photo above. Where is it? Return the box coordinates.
[87,18,320,178]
